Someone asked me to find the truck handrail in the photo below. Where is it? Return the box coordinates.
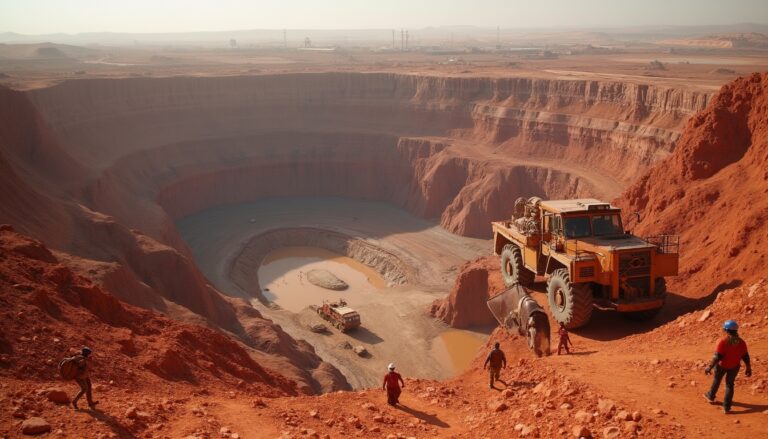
[645,235,680,254]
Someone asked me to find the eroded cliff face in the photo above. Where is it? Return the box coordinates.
[20,73,709,242]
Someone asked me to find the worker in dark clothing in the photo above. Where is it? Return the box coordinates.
[483,342,507,389]
[703,320,752,414]
[557,323,572,355]
[383,363,405,405]
[72,347,98,410]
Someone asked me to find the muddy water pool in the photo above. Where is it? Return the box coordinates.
[258,246,386,313]
[431,329,488,374]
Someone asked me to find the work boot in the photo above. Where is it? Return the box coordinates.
[72,401,79,410]
[88,401,99,410]
[723,406,731,414]
[703,393,715,404]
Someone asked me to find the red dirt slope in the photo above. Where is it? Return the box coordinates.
[430,257,505,328]
[617,72,768,299]
[0,224,295,393]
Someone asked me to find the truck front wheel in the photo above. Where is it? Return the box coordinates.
[547,268,593,329]
[500,244,535,287]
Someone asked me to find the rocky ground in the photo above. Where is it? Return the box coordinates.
[2,221,765,437]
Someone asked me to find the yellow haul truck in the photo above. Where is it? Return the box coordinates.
[492,197,679,329]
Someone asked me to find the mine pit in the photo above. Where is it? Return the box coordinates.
[177,197,490,388]
[257,246,385,312]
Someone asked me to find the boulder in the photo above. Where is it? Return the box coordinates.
[698,310,712,322]
[624,421,639,433]
[574,410,594,423]
[615,410,632,421]
[306,270,348,290]
[602,426,620,438]
[21,417,51,435]
[488,400,508,412]
[520,425,539,437]
[572,425,591,438]
[125,406,138,419]
[597,399,616,417]
[42,388,69,404]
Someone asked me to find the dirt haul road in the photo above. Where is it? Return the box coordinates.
[177,197,491,388]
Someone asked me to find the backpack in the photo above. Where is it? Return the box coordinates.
[58,356,80,380]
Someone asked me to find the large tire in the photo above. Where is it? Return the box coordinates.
[547,268,593,329]
[500,244,535,287]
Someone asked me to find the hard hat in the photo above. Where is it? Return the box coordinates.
[82,347,92,356]
[723,320,739,331]
[388,363,395,370]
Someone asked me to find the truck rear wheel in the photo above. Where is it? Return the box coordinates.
[500,244,534,287]
[547,268,593,329]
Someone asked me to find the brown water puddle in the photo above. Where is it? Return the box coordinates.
[431,329,487,375]
[258,246,386,313]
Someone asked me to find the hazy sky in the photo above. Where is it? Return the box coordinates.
[1,0,767,34]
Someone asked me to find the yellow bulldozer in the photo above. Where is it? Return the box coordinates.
[492,197,679,329]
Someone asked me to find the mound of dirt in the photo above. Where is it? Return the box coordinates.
[616,72,768,300]
[306,269,348,291]
[631,278,768,347]
[0,224,296,396]
[430,257,506,328]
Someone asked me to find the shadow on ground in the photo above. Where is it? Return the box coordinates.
[347,327,384,344]
[86,409,133,438]
[524,279,742,342]
[396,405,450,428]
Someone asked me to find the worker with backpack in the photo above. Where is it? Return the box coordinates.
[59,347,98,410]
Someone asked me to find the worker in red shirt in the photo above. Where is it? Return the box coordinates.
[383,363,405,406]
[703,320,752,413]
[557,323,572,355]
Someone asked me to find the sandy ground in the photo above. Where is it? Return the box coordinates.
[3,44,767,92]
[177,197,491,388]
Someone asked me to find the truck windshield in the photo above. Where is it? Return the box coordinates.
[592,214,623,236]
[564,216,591,238]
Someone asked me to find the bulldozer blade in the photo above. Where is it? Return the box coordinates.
[486,284,527,332]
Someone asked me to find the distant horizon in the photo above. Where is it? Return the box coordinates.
[2,0,768,35]
[3,22,768,37]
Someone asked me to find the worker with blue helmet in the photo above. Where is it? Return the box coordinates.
[703,320,752,413]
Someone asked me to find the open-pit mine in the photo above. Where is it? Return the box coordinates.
[1,37,767,438]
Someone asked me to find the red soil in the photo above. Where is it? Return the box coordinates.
[617,72,768,299]
[430,257,505,328]
[3,224,764,437]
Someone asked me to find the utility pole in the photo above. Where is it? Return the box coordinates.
[283,29,287,48]
[496,26,500,49]
[392,29,395,49]
[401,29,404,51]
[405,30,409,50]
